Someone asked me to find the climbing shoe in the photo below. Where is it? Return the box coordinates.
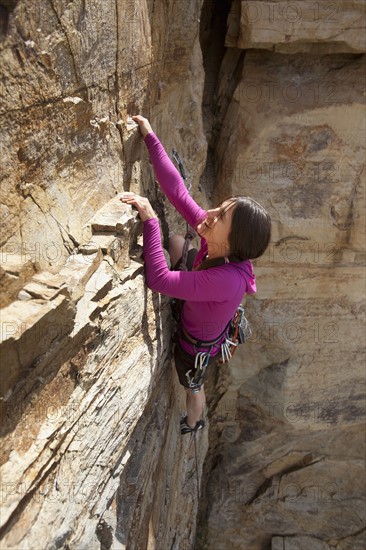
[180,415,205,435]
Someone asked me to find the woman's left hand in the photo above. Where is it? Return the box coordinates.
[120,192,157,222]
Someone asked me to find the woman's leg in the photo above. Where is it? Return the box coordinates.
[184,385,206,428]
[171,234,202,428]
[169,234,192,269]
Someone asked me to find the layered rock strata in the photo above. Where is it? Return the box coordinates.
[1,1,208,548]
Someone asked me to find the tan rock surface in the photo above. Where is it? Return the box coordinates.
[0,1,207,549]
[227,0,366,53]
[199,10,365,550]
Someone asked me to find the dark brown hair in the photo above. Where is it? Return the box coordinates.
[195,196,271,270]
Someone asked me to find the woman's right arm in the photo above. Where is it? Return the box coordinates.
[132,115,206,230]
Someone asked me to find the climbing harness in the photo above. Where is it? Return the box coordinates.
[178,303,251,369]
[173,297,251,393]
[177,314,233,392]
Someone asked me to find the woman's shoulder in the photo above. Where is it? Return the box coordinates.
[211,260,256,295]
[199,262,246,292]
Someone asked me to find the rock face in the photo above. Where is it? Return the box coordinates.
[0,1,365,550]
[1,1,207,549]
[198,2,366,550]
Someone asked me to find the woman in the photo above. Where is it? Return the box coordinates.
[121,115,271,435]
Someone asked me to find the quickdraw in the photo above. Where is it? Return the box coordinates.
[218,305,252,364]
[185,350,212,394]
[172,149,190,190]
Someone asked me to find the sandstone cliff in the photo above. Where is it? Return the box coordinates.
[1,1,207,549]
[198,1,366,549]
[0,1,365,550]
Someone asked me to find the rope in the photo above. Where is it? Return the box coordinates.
[193,431,200,502]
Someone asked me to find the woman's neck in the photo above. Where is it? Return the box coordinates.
[206,243,230,259]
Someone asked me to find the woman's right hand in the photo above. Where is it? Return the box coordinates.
[131,115,153,138]
[120,192,157,222]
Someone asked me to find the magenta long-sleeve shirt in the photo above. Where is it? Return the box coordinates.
[142,132,256,355]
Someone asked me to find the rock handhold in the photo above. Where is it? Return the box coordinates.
[63,96,83,104]
[126,116,139,132]
[87,195,136,234]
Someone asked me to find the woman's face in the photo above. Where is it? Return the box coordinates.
[197,199,237,255]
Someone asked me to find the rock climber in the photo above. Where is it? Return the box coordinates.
[121,115,271,435]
